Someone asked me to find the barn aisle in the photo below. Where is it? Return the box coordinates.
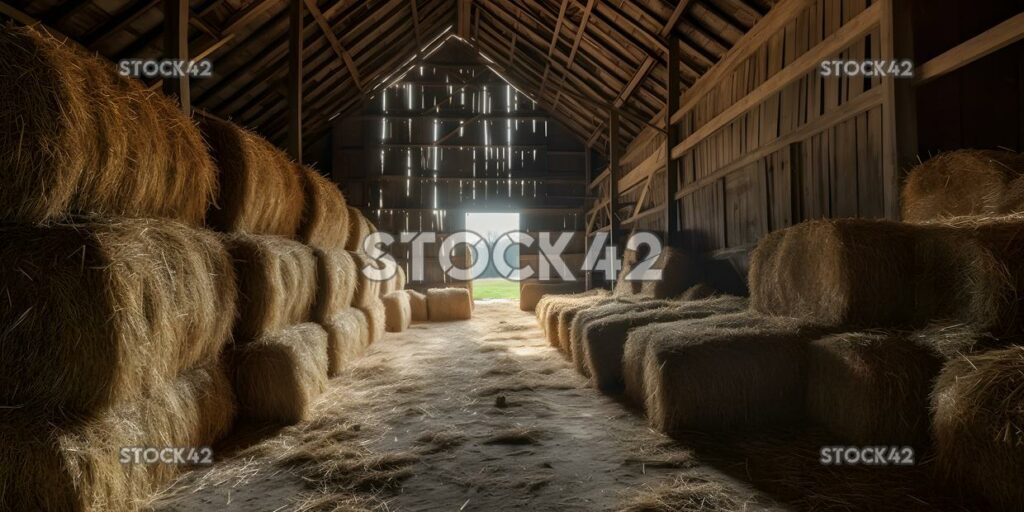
[152,300,767,511]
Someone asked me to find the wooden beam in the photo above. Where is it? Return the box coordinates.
[664,32,680,246]
[457,0,472,38]
[538,0,570,94]
[148,33,235,91]
[0,2,50,28]
[608,109,621,250]
[881,0,917,220]
[432,112,486,145]
[410,0,423,47]
[288,0,304,162]
[162,0,190,114]
[915,10,1024,86]
[304,0,363,91]
[551,0,596,109]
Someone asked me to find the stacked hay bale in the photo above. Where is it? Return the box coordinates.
[901,150,1024,223]
[427,287,474,321]
[0,26,237,509]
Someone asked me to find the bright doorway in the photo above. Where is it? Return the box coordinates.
[464,212,520,300]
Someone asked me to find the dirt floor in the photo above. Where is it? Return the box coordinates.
[151,300,970,512]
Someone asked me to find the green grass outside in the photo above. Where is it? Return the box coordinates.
[472,278,520,300]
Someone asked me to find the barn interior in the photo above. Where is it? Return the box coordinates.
[2,0,1024,511]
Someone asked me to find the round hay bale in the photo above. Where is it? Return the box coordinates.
[344,207,371,252]
[224,234,318,343]
[638,247,700,299]
[585,296,749,394]
[0,219,236,414]
[0,26,216,225]
[628,313,824,433]
[932,346,1024,510]
[407,289,429,321]
[902,150,1024,222]
[806,332,942,447]
[519,280,587,311]
[359,297,387,344]
[427,288,473,321]
[0,363,234,511]
[383,291,412,332]
[350,252,383,309]
[749,219,919,327]
[233,323,329,425]
[323,308,370,377]
[313,248,357,323]
[199,115,305,236]
[298,165,350,251]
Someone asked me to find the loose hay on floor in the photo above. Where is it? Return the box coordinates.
[298,165,350,251]
[584,296,749,393]
[383,291,412,332]
[427,288,473,321]
[198,115,305,236]
[407,289,429,321]
[225,234,318,343]
[0,218,236,413]
[322,308,371,377]
[932,345,1024,511]
[0,364,235,511]
[806,332,943,446]
[233,323,330,424]
[0,26,216,225]
[624,312,825,433]
[901,149,1024,222]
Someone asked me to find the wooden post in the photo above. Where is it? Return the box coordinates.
[584,146,592,290]
[879,0,916,220]
[162,0,190,114]
[664,32,680,246]
[608,109,621,253]
[288,0,304,162]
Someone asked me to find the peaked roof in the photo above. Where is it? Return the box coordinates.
[5,0,775,154]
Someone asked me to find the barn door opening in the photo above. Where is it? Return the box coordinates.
[464,212,520,300]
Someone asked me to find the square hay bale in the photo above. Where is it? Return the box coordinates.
[638,247,700,299]
[345,207,373,252]
[312,248,357,323]
[538,290,611,342]
[0,363,235,511]
[298,165,350,251]
[383,291,412,332]
[623,312,824,433]
[427,288,473,321]
[233,323,329,424]
[225,234,318,343]
[0,219,236,414]
[407,289,429,321]
[519,281,587,311]
[901,150,1024,223]
[558,296,661,356]
[359,297,387,343]
[569,299,679,376]
[323,308,370,377]
[534,287,601,324]
[199,115,305,236]
[584,296,749,393]
[0,26,216,226]
[806,332,943,446]
[932,346,1024,511]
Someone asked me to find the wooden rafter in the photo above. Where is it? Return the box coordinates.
[538,0,570,94]
[305,0,364,91]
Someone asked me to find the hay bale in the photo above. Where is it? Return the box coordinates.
[224,234,317,343]
[902,149,1024,222]
[383,291,412,332]
[0,26,216,225]
[638,247,700,299]
[932,346,1024,510]
[569,299,677,375]
[806,332,942,446]
[557,296,660,355]
[623,312,825,432]
[534,287,601,323]
[614,246,644,296]
[541,292,611,345]
[427,288,473,321]
[233,323,329,424]
[584,296,749,392]
[298,165,350,251]
[323,308,370,377]
[0,363,234,511]
[520,280,587,311]
[0,218,236,414]
[408,289,429,321]
[749,219,919,327]
[313,248,357,323]
[345,207,371,252]
[359,297,387,343]
[350,252,383,309]
[678,283,718,301]
[199,115,305,235]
